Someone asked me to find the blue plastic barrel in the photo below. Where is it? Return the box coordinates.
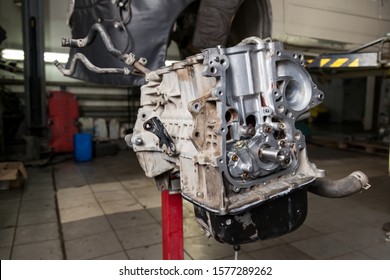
[74,133,93,162]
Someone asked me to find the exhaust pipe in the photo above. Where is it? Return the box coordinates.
[308,171,370,198]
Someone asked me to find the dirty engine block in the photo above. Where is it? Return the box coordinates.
[128,38,327,244]
[56,31,369,245]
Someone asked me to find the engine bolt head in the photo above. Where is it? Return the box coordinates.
[232,154,239,162]
[242,172,249,180]
[284,158,291,164]
[196,192,204,198]
[234,140,246,149]
[278,123,286,130]
[144,123,152,130]
[263,126,272,133]
[279,140,286,147]
[134,137,143,145]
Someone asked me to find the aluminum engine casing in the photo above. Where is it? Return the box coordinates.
[131,39,325,215]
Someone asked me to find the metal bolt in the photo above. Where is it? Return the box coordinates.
[231,154,239,162]
[263,126,272,133]
[234,140,246,149]
[278,123,286,130]
[284,158,290,165]
[134,137,143,145]
[242,172,249,180]
[279,140,286,147]
[144,123,152,130]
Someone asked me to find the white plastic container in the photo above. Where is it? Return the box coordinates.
[94,118,108,139]
[109,119,120,140]
[78,117,94,134]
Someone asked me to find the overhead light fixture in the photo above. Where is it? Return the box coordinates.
[44,52,69,63]
[0,49,69,63]
[1,49,24,61]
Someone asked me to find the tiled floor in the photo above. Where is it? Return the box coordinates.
[1,144,389,260]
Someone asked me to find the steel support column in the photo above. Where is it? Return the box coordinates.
[161,190,184,260]
[22,0,46,137]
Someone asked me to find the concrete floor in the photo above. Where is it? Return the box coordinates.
[1,144,389,260]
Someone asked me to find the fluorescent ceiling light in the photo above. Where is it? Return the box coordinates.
[1,49,24,61]
[1,49,69,63]
[44,52,69,63]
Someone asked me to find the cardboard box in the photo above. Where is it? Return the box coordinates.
[0,162,28,190]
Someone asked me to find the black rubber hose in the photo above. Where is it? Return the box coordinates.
[307,171,370,198]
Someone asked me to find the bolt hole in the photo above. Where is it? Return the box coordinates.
[246,115,257,127]
[193,103,201,111]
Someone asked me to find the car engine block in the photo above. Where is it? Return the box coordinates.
[127,38,330,243]
[56,33,370,245]
[131,37,324,207]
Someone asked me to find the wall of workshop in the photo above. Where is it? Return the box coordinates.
[0,0,139,140]
[313,77,344,123]
[312,76,373,130]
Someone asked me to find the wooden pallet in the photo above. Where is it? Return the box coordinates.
[308,136,389,156]
[340,140,389,155]
[307,135,344,149]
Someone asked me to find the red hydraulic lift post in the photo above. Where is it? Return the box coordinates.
[161,190,184,260]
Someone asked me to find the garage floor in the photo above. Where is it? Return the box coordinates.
[1,144,389,260]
